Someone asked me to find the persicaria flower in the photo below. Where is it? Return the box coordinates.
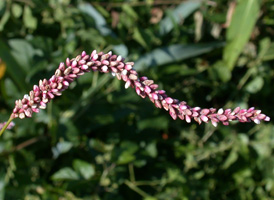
[0,121,15,130]
[8,50,271,127]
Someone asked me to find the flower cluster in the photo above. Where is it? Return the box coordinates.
[10,50,270,127]
[0,121,15,130]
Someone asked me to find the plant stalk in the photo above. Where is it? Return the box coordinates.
[0,116,13,136]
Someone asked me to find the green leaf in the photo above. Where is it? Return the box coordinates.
[11,3,22,18]
[222,150,238,169]
[23,6,37,30]
[73,159,95,180]
[257,38,271,61]
[262,43,274,61]
[245,76,264,93]
[0,10,10,31]
[251,142,272,158]
[52,141,73,159]
[122,4,138,20]
[210,61,232,82]
[145,142,158,158]
[78,3,128,57]
[78,3,111,36]
[117,141,138,165]
[144,197,157,200]
[223,0,260,70]
[0,39,28,91]
[138,116,168,130]
[117,152,135,165]
[51,167,79,181]
[133,27,148,49]
[0,172,5,200]
[159,1,201,35]
[258,38,274,61]
[134,42,224,70]
[8,39,43,72]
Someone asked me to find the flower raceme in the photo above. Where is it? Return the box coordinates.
[0,50,270,135]
[0,121,15,130]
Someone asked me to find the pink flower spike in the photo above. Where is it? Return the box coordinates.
[233,107,241,114]
[92,54,98,60]
[125,64,132,70]
[7,50,269,129]
[135,87,141,95]
[91,50,97,57]
[140,76,148,81]
[32,108,39,113]
[125,80,131,89]
[217,108,224,115]
[117,55,122,62]
[201,115,209,122]
[144,86,151,94]
[66,58,70,67]
[247,107,255,112]
[218,115,228,121]
[78,60,86,65]
[211,120,218,127]
[185,115,191,123]
[180,105,187,110]
[193,107,201,111]
[152,93,158,100]
[158,90,166,95]
[81,51,86,57]
[102,65,108,72]
[71,60,77,68]
[81,65,89,70]
[33,85,39,92]
[165,97,173,104]
[201,109,210,115]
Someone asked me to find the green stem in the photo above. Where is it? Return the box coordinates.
[0,116,14,136]
[124,180,150,198]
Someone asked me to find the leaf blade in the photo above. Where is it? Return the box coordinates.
[223,0,260,70]
[134,42,224,70]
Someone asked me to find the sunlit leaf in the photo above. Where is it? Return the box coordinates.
[8,39,43,72]
[134,42,224,70]
[52,141,73,159]
[122,4,138,20]
[223,0,260,70]
[222,150,238,169]
[245,76,264,93]
[51,167,79,181]
[11,3,22,18]
[0,10,10,31]
[78,3,128,57]
[137,116,168,130]
[145,142,157,158]
[133,27,148,49]
[23,6,37,30]
[73,159,95,180]
[78,3,111,36]
[211,61,232,82]
[0,39,28,91]
[159,1,201,35]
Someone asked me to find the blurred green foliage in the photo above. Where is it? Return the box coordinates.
[0,0,274,199]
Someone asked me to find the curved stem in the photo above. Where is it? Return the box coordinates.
[0,116,14,136]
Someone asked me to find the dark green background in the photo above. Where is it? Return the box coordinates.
[0,0,273,199]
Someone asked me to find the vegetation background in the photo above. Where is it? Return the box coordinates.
[0,0,273,199]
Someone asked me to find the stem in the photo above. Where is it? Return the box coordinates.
[124,180,150,198]
[0,116,14,136]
